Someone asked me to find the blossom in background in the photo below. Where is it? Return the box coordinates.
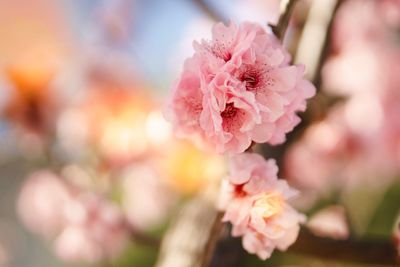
[57,88,153,164]
[158,139,225,194]
[121,164,175,231]
[287,0,400,193]
[165,21,315,154]
[17,170,130,264]
[307,205,349,240]
[54,192,129,264]
[329,0,399,53]
[219,153,305,260]
[323,0,400,98]
[17,170,71,239]
[285,102,392,192]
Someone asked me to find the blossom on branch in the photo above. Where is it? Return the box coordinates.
[165,21,315,154]
[219,153,305,259]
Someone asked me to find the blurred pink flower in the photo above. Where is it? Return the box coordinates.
[324,0,400,98]
[17,170,70,239]
[323,43,384,97]
[165,21,315,153]
[307,205,349,240]
[219,153,305,259]
[18,170,130,264]
[55,192,129,264]
[285,92,400,193]
[121,164,175,231]
[306,0,400,195]
[331,0,387,50]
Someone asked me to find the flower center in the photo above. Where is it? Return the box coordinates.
[239,65,264,91]
[254,192,284,219]
[210,42,232,62]
[234,184,246,197]
[242,73,258,90]
[221,103,237,118]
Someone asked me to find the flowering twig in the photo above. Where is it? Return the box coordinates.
[197,2,305,264]
[290,228,399,265]
[199,212,224,267]
[270,0,299,41]
[156,2,306,266]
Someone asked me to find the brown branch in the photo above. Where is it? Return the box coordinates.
[290,228,399,265]
[261,0,343,166]
[270,0,299,41]
[154,185,221,267]
[294,0,342,84]
[127,223,161,247]
[200,212,224,267]
[192,0,226,22]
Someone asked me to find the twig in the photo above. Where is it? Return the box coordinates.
[200,212,224,267]
[128,224,161,247]
[270,0,299,41]
[192,0,226,22]
[290,228,399,265]
[154,185,220,267]
[295,0,342,83]
[261,0,344,166]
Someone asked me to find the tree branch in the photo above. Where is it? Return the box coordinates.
[192,0,226,22]
[200,212,224,267]
[261,0,343,166]
[290,228,399,265]
[294,0,342,83]
[154,185,220,267]
[270,0,299,41]
[127,223,161,247]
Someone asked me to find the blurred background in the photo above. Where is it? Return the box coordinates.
[0,0,399,266]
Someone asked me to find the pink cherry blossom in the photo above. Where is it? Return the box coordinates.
[17,170,71,239]
[219,153,305,259]
[307,205,349,240]
[165,21,315,153]
[226,152,278,194]
[55,192,129,264]
[18,169,130,264]
[285,92,400,194]
[121,164,175,231]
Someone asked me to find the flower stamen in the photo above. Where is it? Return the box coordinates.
[221,103,237,118]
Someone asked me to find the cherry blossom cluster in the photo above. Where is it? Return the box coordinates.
[219,153,305,259]
[165,21,315,154]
